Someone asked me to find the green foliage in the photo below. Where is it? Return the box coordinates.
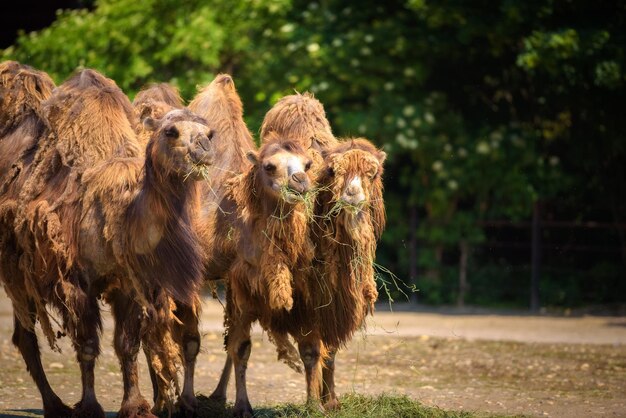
[4,0,624,307]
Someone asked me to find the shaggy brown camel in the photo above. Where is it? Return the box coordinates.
[213,134,314,418]
[0,65,214,418]
[307,138,386,409]
[144,74,258,416]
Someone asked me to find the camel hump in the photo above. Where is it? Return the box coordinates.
[133,83,184,121]
[43,68,141,168]
[0,61,55,130]
[260,91,337,151]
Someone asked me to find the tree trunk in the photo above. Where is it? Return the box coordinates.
[409,205,418,304]
[531,201,542,312]
[457,239,469,308]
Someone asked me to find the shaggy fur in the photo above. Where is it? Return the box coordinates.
[145,74,257,415]
[260,92,339,178]
[227,137,314,313]
[215,137,387,415]
[218,135,316,417]
[0,64,212,418]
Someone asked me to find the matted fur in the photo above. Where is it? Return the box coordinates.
[0,61,55,343]
[0,65,211,415]
[227,136,314,314]
[312,138,387,348]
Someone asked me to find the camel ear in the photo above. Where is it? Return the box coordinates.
[143,117,159,131]
[376,150,387,164]
[246,150,259,165]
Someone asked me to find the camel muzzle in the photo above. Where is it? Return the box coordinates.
[288,172,310,194]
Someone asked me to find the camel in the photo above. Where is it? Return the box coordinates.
[143,74,258,415]
[217,133,315,417]
[306,138,387,409]
[0,64,214,418]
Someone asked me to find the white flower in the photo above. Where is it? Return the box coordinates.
[424,112,435,124]
[360,46,372,56]
[549,156,560,166]
[404,67,416,77]
[396,118,406,128]
[476,141,490,154]
[365,34,374,43]
[447,180,458,190]
[281,23,295,33]
[432,161,443,172]
[332,38,343,47]
[384,82,394,91]
[458,147,468,158]
[307,43,320,53]
[403,105,415,117]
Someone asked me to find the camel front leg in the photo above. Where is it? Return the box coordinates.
[172,301,201,417]
[227,313,254,418]
[109,290,156,418]
[12,306,73,418]
[297,336,324,412]
[321,349,340,410]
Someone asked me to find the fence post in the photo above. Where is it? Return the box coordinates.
[409,204,418,304]
[531,201,542,312]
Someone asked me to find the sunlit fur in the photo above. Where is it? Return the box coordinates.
[0,64,210,417]
[313,137,387,345]
[220,134,317,416]
[228,134,314,313]
[260,92,339,178]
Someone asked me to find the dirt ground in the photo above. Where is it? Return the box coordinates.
[0,287,624,418]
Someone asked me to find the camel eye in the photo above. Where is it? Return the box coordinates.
[264,163,276,172]
[164,126,179,139]
[304,161,312,171]
[327,167,335,177]
[207,130,214,141]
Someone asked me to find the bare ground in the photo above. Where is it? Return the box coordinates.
[0,288,624,418]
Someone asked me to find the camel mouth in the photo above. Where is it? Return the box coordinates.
[184,161,212,182]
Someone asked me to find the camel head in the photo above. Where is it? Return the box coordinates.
[320,138,386,235]
[247,133,313,204]
[144,108,215,180]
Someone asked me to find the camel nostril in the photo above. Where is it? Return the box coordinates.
[345,186,358,197]
[292,172,306,184]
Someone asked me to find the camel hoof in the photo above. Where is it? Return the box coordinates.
[72,400,105,418]
[118,398,157,418]
[44,399,73,418]
[176,394,198,418]
[323,398,341,411]
[233,400,254,418]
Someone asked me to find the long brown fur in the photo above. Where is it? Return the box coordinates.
[0,63,211,417]
[228,136,314,313]
[312,138,387,347]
